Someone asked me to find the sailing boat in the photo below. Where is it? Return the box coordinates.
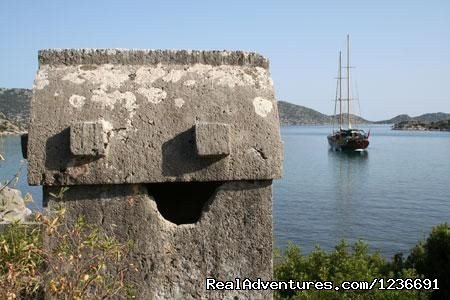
[327,35,369,151]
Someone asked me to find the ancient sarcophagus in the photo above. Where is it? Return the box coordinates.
[27,49,283,299]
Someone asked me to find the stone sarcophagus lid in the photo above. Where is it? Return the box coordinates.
[28,49,281,185]
[28,49,283,299]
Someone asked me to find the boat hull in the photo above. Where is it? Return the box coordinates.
[327,134,369,151]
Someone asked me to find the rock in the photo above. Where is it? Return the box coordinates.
[0,186,32,223]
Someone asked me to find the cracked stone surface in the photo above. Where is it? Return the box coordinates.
[27,49,283,185]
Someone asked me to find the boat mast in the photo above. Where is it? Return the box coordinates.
[346,34,351,129]
[333,54,338,131]
[338,51,343,129]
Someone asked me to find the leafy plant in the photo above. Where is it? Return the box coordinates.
[406,223,450,300]
[274,240,429,300]
[40,207,136,299]
[0,222,44,299]
[0,189,137,299]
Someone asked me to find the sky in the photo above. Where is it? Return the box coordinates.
[1,0,449,120]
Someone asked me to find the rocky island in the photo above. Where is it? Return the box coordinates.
[392,119,450,131]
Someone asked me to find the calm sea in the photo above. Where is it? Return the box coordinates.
[1,126,449,257]
[0,135,42,209]
[274,125,450,257]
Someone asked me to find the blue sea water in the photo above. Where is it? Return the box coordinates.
[274,125,450,257]
[0,135,42,209]
[1,126,449,257]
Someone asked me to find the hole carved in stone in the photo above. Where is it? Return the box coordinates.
[147,182,223,225]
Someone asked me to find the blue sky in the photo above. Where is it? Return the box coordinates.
[1,0,449,120]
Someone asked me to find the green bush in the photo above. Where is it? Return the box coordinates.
[274,240,429,300]
[406,223,450,300]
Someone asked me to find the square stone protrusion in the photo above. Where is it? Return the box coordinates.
[70,121,108,156]
[195,122,231,157]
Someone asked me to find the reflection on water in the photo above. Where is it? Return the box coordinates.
[329,149,369,191]
[328,149,369,159]
[328,150,369,244]
[328,149,369,193]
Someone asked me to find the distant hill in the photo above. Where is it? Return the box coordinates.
[0,88,31,129]
[278,101,331,125]
[278,100,450,126]
[0,112,22,134]
[278,101,372,125]
[374,114,412,124]
[375,112,450,124]
[414,112,450,123]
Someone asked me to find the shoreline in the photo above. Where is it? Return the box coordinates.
[392,128,450,132]
[0,130,27,136]
[392,120,450,132]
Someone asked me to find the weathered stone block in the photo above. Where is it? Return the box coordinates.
[70,121,109,156]
[27,49,283,185]
[45,181,273,300]
[27,49,283,300]
[195,122,230,157]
